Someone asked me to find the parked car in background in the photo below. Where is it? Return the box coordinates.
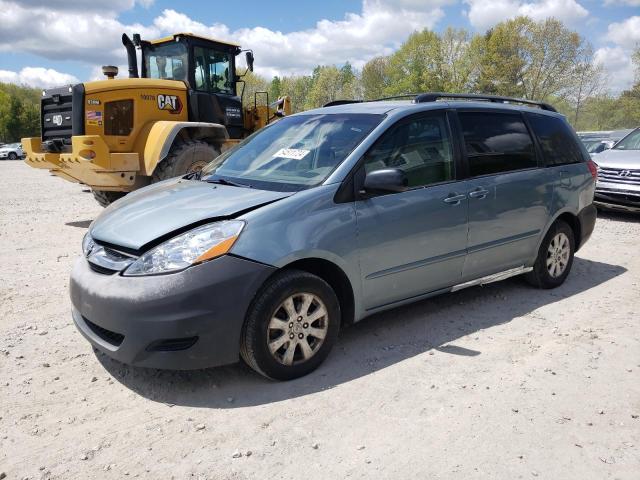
[0,143,24,160]
[593,127,640,213]
[578,129,634,156]
[582,138,613,154]
[70,93,597,380]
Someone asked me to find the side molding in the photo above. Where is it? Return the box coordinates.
[143,121,228,175]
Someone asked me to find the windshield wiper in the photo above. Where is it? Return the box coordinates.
[206,177,253,188]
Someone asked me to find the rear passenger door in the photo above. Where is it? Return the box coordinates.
[456,110,554,281]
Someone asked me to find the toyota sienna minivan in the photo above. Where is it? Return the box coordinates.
[71,93,597,380]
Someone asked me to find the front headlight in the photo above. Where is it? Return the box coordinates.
[123,220,245,276]
[82,232,95,256]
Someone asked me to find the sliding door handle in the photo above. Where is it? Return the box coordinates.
[443,193,466,205]
[469,188,490,199]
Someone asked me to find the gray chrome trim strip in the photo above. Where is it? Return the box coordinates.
[467,230,540,254]
[365,249,467,280]
[451,266,532,292]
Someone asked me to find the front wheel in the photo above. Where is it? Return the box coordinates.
[8,152,17,160]
[92,190,126,208]
[525,220,575,289]
[240,270,340,380]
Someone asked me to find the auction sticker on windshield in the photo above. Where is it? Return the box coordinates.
[273,148,310,160]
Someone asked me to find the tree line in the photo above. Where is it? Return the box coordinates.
[0,83,40,143]
[243,16,640,132]
[1,15,638,143]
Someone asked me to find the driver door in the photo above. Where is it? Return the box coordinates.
[354,111,469,310]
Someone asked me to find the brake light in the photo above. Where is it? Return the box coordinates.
[587,159,598,179]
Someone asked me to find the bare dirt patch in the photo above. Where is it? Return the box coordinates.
[1,161,638,479]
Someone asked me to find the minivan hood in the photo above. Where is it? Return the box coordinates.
[90,178,293,250]
[592,148,640,169]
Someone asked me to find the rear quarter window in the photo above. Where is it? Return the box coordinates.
[526,113,584,165]
[458,111,537,176]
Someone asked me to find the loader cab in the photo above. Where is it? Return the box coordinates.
[140,33,247,138]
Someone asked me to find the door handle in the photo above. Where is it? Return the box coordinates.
[469,188,490,199]
[443,193,466,205]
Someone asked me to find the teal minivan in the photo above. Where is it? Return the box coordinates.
[71,93,597,380]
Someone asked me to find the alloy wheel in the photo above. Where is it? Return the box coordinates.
[267,293,329,366]
[546,232,570,278]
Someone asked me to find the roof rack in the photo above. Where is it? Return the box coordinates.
[413,92,557,112]
[323,92,557,112]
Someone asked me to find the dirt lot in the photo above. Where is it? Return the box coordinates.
[1,160,639,479]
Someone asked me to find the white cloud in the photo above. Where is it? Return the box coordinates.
[0,0,449,81]
[464,0,589,30]
[605,16,640,49]
[0,67,79,88]
[152,1,450,78]
[594,46,636,92]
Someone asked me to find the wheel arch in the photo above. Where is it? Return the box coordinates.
[279,257,356,327]
[143,121,228,175]
[535,209,582,260]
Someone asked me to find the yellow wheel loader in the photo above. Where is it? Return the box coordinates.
[22,32,291,206]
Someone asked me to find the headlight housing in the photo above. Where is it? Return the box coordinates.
[82,232,95,256]
[123,220,245,276]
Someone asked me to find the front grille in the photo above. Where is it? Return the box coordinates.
[146,337,199,352]
[597,167,640,186]
[83,316,124,347]
[40,84,84,151]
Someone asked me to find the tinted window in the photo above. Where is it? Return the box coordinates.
[459,112,536,176]
[363,113,454,188]
[527,113,584,165]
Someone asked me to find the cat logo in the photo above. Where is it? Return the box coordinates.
[157,94,182,114]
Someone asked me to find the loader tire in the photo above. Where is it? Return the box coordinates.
[152,140,220,182]
[92,190,126,208]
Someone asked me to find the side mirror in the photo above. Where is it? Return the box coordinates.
[245,51,254,72]
[361,168,408,196]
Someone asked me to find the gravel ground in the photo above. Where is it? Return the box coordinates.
[1,160,639,479]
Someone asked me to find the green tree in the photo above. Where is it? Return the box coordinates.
[361,56,390,100]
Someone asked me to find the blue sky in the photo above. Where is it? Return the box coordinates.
[0,0,638,92]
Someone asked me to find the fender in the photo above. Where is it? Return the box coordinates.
[143,121,228,175]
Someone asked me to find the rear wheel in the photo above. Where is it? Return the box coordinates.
[152,139,220,182]
[240,270,340,380]
[525,220,575,289]
[92,190,126,208]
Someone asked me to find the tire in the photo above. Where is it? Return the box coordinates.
[525,219,575,289]
[152,139,220,182]
[240,270,341,381]
[8,152,17,160]
[92,190,126,208]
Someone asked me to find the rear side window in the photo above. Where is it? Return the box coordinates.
[526,113,584,165]
[363,113,454,188]
[459,112,536,176]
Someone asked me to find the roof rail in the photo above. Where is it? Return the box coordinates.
[323,100,362,107]
[413,92,557,112]
[323,94,419,107]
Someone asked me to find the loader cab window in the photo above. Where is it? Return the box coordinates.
[144,42,188,81]
[194,47,234,95]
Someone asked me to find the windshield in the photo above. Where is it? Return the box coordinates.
[144,42,188,81]
[614,129,640,150]
[202,114,383,191]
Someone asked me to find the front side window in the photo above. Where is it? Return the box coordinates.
[202,114,383,191]
[527,113,584,165]
[363,113,454,188]
[144,42,188,81]
[613,128,640,150]
[459,112,536,176]
[194,47,233,94]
